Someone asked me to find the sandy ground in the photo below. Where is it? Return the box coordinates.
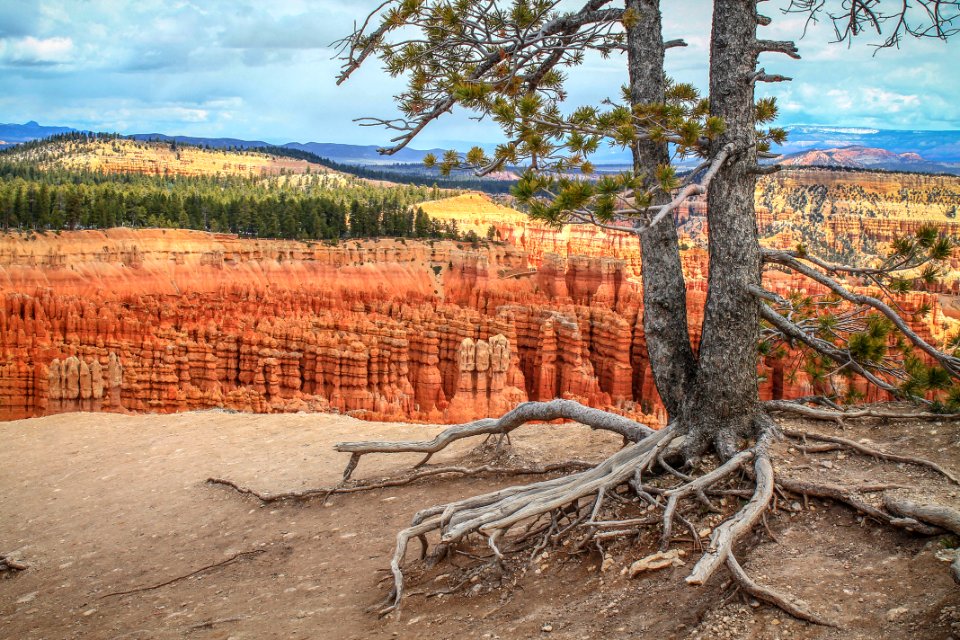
[1,410,959,639]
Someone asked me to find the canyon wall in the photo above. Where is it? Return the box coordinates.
[2,170,958,424]
[1,228,952,425]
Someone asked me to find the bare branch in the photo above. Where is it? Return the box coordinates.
[754,294,905,396]
[763,250,960,377]
[755,39,802,58]
[637,142,737,232]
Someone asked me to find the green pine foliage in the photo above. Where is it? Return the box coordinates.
[0,144,469,242]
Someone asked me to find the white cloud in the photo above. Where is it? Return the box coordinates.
[0,35,72,66]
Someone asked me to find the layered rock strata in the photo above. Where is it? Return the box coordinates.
[2,183,956,424]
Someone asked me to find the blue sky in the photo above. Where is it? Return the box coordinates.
[0,0,956,147]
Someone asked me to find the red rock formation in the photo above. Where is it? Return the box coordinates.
[1,178,956,424]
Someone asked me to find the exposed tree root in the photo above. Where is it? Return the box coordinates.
[882,495,960,534]
[325,416,935,625]
[374,426,676,616]
[213,400,957,626]
[882,495,960,585]
[726,553,835,626]
[782,428,960,484]
[0,555,27,575]
[99,549,266,599]
[686,445,774,585]
[766,399,960,423]
[334,399,653,480]
[206,461,595,504]
[775,476,944,535]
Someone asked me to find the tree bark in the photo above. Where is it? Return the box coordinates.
[626,0,697,421]
[681,0,762,457]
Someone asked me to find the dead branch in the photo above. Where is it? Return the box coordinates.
[782,428,959,485]
[188,617,244,631]
[99,549,266,599]
[206,460,594,503]
[726,553,836,626]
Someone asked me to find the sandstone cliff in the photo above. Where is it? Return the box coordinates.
[2,172,957,424]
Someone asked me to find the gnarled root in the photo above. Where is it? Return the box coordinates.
[371,425,836,624]
[686,445,774,585]
[376,425,675,616]
[726,553,835,626]
[766,400,960,424]
[775,477,943,535]
[882,495,960,584]
[334,399,653,481]
[782,428,959,485]
[206,461,594,504]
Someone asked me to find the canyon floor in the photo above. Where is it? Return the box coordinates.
[1,410,958,640]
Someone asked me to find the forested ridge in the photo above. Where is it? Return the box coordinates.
[0,134,475,241]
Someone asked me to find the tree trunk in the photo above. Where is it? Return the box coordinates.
[625,0,697,422]
[681,0,762,458]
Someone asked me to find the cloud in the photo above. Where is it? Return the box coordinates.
[0,0,957,146]
[0,35,73,67]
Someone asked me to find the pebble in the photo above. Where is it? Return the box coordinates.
[887,606,909,622]
[600,556,615,573]
[541,624,553,632]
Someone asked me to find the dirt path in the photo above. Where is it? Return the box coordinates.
[1,411,958,639]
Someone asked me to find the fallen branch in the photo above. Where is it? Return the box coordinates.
[782,428,959,485]
[100,549,266,599]
[188,616,244,631]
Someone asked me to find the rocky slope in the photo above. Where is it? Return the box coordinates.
[1,183,954,424]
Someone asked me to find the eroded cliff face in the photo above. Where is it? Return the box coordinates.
[1,182,956,424]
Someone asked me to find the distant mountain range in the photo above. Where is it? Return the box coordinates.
[1,121,958,175]
[0,121,79,146]
[778,146,957,174]
[777,125,960,163]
